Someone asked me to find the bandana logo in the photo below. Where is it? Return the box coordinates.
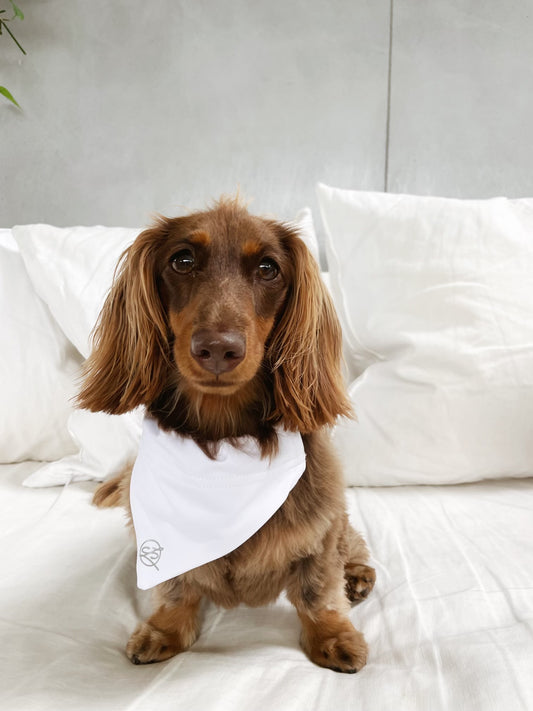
[139,539,164,570]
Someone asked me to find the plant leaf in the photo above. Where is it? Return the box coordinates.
[0,85,21,108]
[9,1,24,20]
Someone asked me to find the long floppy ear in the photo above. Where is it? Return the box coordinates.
[267,224,353,432]
[77,225,170,414]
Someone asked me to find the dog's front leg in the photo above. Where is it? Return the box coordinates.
[287,550,368,673]
[126,582,201,665]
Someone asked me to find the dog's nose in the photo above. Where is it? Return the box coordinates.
[190,329,246,375]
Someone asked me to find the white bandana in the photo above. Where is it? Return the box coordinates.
[130,417,306,590]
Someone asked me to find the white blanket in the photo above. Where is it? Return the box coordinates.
[1,462,532,711]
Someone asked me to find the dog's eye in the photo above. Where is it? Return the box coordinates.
[257,257,280,281]
[170,249,196,274]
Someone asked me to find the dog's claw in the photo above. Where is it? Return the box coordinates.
[300,609,368,673]
[126,622,181,665]
[313,630,368,673]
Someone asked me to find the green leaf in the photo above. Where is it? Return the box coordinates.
[9,1,24,20]
[0,85,21,108]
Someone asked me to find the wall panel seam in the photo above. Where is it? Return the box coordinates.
[384,0,394,193]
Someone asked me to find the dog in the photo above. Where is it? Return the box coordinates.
[78,197,375,673]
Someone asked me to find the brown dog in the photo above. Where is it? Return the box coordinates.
[78,198,375,673]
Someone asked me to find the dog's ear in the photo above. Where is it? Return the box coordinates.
[77,224,170,414]
[266,224,352,432]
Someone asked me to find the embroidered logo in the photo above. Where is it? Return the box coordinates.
[139,539,164,570]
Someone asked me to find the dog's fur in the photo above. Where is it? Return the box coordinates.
[78,198,375,673]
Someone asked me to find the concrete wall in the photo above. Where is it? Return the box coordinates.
[1,0,533,232]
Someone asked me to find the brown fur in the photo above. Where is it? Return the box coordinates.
[79,198,375,672]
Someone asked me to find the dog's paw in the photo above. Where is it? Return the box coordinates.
[126,622,182,665]
[305,626,368,674]
[344,564,376,605]
[300,610,368,673]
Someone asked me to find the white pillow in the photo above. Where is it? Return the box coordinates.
[317,183,533,486]
[22,409,143,488]
[12,225,141,358]
[0,230,81,463]
[13,210,319,486]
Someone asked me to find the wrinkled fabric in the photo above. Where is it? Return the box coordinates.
[1,462,532,711]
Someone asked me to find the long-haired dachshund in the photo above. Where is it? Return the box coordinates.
[78,198,375,673]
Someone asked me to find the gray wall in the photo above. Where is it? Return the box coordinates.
[2,0,533,235]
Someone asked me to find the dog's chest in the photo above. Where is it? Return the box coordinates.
[182,497,327,608]
[191,558,288,608]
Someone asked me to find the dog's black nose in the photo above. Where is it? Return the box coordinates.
[190,329,246,375]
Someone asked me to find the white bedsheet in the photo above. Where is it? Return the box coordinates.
[1,462,532,711]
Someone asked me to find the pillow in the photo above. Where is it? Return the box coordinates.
[0,230,81,463]
[12,225,141,359]
[13,209,319,486]
[22,409,143,488]
[317,183,533,486]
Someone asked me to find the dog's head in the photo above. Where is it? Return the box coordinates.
[78,198,351,432]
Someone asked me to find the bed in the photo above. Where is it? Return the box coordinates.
[2,464,532,710]
[1,186,533,710]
